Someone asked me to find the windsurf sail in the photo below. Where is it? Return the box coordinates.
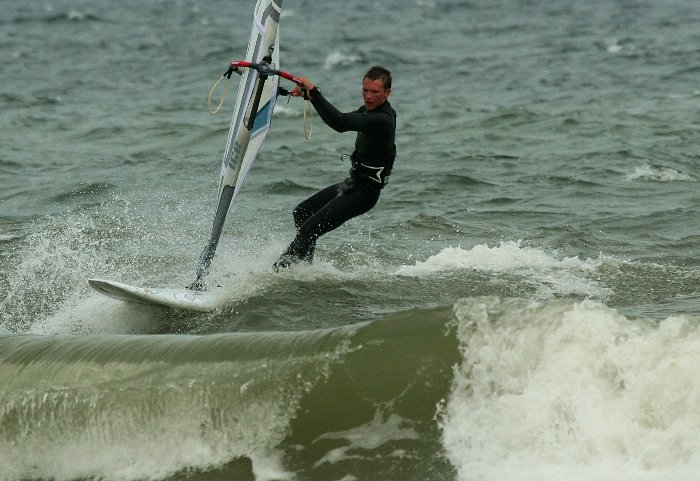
[192,0,294,288]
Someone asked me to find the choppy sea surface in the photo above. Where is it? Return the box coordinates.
[1,0,700,480]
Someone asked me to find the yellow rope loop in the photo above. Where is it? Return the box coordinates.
[208,75,229,115]
[303,99,313,140]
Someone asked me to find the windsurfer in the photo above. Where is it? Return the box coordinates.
[274,65,396,270]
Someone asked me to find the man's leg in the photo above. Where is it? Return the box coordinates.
[292,181,346,228]
[275,180,379,269]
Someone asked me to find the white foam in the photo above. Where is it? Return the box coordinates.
[250,448,295,481]
[626,164,696,182]
[273,103,299,117]
[396,242,571,275]
[605,37,623,53]
[1,406,289,481]
[324,51,361,70]
[312,409,419,467]
[441,297,700,481]
[66,10,88,21]
[394,241,611,300]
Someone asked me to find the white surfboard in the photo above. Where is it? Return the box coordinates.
[88,279,220,312]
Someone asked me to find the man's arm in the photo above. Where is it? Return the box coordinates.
[311,92,392,133]
[290,76,392,133]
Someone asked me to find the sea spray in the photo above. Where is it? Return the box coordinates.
[441,297,700,481]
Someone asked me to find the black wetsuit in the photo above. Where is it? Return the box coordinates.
[275,90,397,268]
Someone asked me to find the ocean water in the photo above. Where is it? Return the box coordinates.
[1,0,700,479]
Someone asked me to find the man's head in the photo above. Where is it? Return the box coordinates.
[362,66,392,111]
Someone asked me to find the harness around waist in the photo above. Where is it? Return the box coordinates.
[350,149,395,187]
[351,161,391,186]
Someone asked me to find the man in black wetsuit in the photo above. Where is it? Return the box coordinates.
[273,65,396,270]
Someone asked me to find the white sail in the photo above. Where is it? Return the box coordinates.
[195,0,283,283]
[219,0,281,204]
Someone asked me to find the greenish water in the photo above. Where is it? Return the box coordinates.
[1,0,699,479]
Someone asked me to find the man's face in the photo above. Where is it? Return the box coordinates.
[362,77,391,111]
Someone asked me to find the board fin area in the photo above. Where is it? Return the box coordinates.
[88,279,220,312]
